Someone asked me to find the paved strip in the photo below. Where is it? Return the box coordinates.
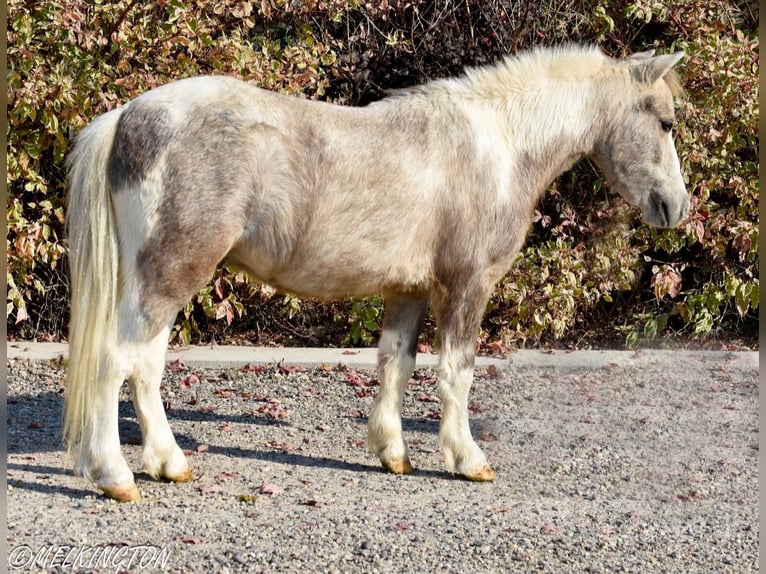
[6,341,758,371]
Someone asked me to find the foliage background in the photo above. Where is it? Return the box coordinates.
[6,0,759,349]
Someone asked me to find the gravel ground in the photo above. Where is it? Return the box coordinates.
[7,352,759,573]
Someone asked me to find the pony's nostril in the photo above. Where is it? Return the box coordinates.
[650,191,669,227]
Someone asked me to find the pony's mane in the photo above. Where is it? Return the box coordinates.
[442,44,683,99]
[379,44,683,104]
[454,44,610,98]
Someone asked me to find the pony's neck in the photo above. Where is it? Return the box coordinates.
[499,78,609,201]
[451,47,617,202]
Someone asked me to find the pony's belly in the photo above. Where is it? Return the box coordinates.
[268,262,431,301]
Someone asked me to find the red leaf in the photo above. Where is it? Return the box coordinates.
[196,444,209,453]
[257,482,284,495]
[215,471,237,481]
[264,440,293,452]
[255,403,288,420]
[651,266,682,301]
[218,424,234,432]
[341,350,359,355]
[241,363,265,373]
[215,300,234,325]
[344,373,368,387]
[279,363,306,374]
[540,523,558,535]
[486,364,504,380]
[180,374,200,387]
[167,359,186,373]
[694,219,705,243]
[28,421,44,429]
[732,232,752,262]
[475,431,498,442]
[214,278,224,300]
[181,537,203,545]
[485,340,507,357]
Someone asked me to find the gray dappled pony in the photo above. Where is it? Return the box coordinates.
[64,44,688,501]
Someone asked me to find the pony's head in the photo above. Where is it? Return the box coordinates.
[592,50,688,228]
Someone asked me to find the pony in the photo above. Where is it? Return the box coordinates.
[64,45,687,501]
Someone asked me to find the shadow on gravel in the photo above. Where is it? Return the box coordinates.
[8,391,450,491]
[8,392,292,454]
[163,406,290,426]
[7,464,95,499]
[199,443,449,480]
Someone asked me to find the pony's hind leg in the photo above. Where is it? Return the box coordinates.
[368,293,427,474]
[127,325,192,485]
[72,353,140,502]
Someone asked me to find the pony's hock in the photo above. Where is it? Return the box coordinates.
[64,45,687,502]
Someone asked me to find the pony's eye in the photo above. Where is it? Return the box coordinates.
[660,120,674,133]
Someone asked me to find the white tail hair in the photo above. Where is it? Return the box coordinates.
[63,108,124,461]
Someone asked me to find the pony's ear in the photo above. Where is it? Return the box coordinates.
[632,51,685,84]
[629,49,656,60]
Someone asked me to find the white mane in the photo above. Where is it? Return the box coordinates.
[450,44,612,98]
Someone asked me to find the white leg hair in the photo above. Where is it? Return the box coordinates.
[127,326,192,483]
[368,294,427,474]
[72,347,138,500]
[432,277,496,482]
[437,345,494,481]
[75,278,189,501]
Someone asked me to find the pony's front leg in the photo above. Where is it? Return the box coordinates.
[368,294,427,474]
[435,282,496,482]
[437,347,495,481]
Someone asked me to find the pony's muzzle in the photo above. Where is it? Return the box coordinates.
[645,189,689,228]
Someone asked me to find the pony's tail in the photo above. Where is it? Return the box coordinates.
[63,108,124,466]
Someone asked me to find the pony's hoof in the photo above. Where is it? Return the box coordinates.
[462,464,496,482]
[101,483,141,502]
[165,467,193,483]
[382,458,413,475]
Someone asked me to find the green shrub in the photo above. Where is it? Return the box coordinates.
[6,0,758,349]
